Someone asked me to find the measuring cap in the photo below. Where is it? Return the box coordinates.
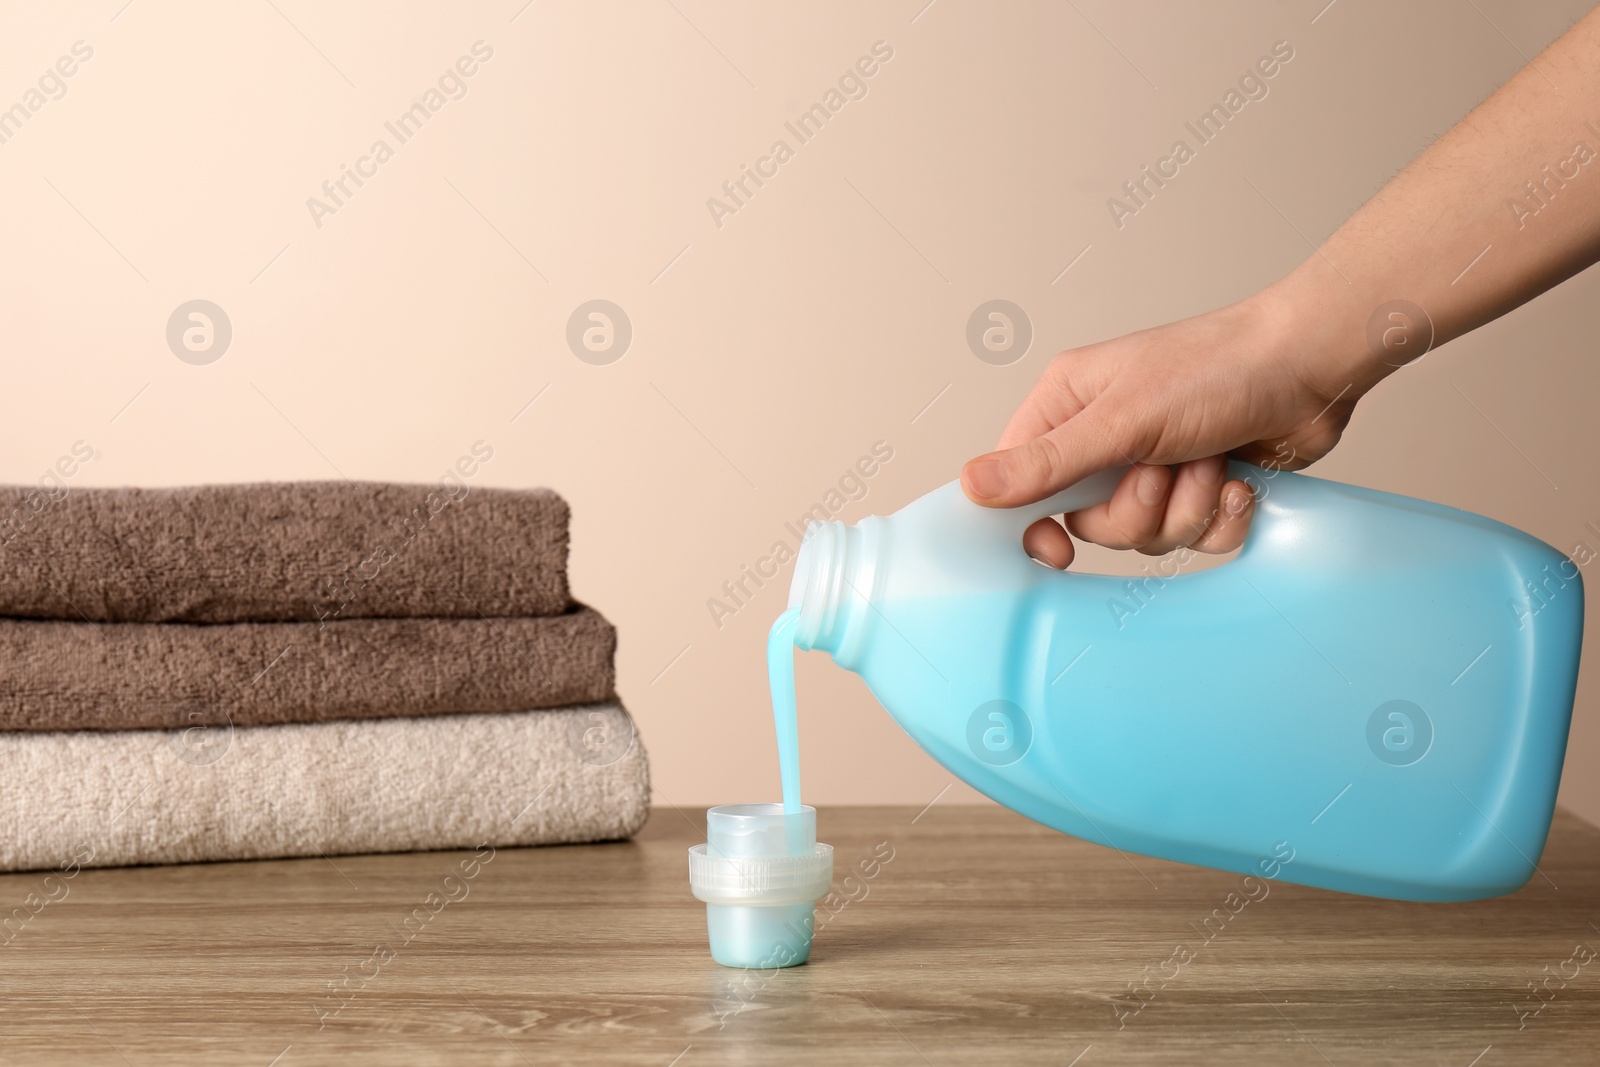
[688,804,833,968]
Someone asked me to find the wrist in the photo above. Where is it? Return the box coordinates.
[1250,262,1408,405]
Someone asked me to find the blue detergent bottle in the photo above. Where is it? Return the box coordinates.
[784,462,1584,902]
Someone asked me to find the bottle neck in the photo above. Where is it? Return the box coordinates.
[787,517,882,665]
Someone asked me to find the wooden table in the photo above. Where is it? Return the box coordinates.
[1,803,1597,1065]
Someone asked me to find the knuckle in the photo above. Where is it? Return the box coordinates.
[1102,519,1150,551]
[1175,508,1214,545]
[1022,436,1069,487]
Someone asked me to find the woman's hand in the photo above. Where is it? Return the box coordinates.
[963,5,1600,569]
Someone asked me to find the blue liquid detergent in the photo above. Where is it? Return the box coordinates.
[769,607,804,814]
[781,462,1584,902]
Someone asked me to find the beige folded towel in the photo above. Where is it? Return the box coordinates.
[0,704,649,871]
[0,481,570,623]
[0,607,616,731]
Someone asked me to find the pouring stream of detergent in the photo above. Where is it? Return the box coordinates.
[769,608,804,811]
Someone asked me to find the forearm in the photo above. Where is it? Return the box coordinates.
[1266,6,1600,395]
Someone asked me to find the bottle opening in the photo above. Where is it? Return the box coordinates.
[786,518,881,664]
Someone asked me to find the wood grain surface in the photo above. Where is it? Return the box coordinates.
[0,802,1596,1065]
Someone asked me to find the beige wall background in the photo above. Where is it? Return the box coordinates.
[3,0,1599,824]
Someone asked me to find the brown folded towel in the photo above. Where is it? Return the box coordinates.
[0,481,569,623]
[0,607,614,731]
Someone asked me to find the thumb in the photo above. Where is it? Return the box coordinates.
[962,401,1137,508]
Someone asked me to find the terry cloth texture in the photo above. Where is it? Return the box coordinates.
[0,481,570,623]
[0,705,649,871]
[0,607,616,731]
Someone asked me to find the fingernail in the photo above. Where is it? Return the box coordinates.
[1135,465,1169,507]
[966,459,1009,499]
[1196,457,1224,488]
[1225,486,1251,516]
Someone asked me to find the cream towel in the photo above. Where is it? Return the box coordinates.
[0,704,649,871]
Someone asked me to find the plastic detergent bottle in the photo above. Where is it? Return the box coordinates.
[781,461,1584,902]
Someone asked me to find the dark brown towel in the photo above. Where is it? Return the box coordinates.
[0,607,615,731]
[0,481,569,623]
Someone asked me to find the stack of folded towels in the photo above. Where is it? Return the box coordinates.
[0,482,648,871]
